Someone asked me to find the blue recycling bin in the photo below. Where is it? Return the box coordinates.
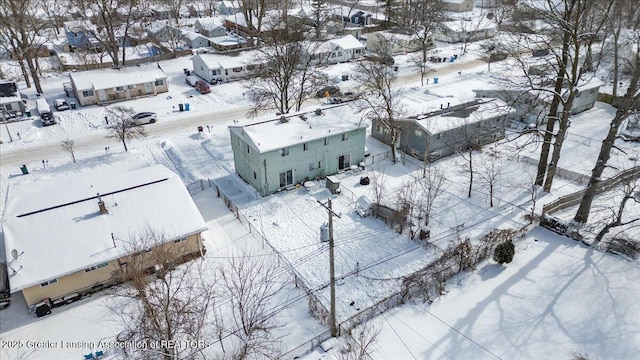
[184,103,190,111]
[450,56,456,62]
[433,77,439,84]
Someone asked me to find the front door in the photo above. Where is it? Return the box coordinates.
[144,82,152,94]
[338,154,351,170]
[97,89,106,102]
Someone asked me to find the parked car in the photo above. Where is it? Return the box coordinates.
[194,80,211,94]
[130,112,157,125]
[364,53,395,66]
[185,75,199,86]
[41,113,56,126]
[316,85,341,98]
[54,99,70,111]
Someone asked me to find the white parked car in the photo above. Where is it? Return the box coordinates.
[130,112,157,125]
[54,99,70,111]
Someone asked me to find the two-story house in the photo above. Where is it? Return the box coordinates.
[230,105,366,196]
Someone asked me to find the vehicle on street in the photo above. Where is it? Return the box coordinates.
[54,99,70,111]
[316,85,341,98]
[130,112,157,125]
[195,80,211,94]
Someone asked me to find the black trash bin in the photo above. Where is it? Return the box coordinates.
[197,126,203,132]
[178,103,184,111]
[20,164,29,175]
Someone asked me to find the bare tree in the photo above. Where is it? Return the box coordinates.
[574,21,640,224]
[219,254,285,359]
[336,322,381,360]
[38,0,68,39]
[370,170,386,205]
[479,39,506,73]
[592,180,640,244]
[406,0,443,63]
[419,164,446,227]
[411,53,434,87]
[476,147,507,207]
[68,0,140,66]
[511,0,613,191]
[395,178,419,236]
[0,0,47,92]
[106,105,145,152]
[246,20,327,116]
[61,138,77,163]
[236,0,268,47]
[110,228,213,360]
[310,0,330,39]
[353,39,404,163]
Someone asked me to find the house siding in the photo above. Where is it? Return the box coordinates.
[232,128,366,195]
[21,233,202,307]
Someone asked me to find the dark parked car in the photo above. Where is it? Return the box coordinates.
[364,53,395,66]
[130,112,157,125]
[316,85,341,98]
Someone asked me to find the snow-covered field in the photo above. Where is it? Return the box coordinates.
[1,33,639,360]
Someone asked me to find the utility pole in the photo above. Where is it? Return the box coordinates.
[317,198,341,337]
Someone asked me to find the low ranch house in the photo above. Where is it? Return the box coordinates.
[191,49,261,83]
[2,165,207,308]
[69,63,168,106]
[373,98,515,161]
[230,104,366,196]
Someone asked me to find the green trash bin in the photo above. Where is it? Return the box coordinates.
[25,110,32,117]
[20,165,29,175]
[70,102,77,109]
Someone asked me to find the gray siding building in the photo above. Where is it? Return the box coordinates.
[372,98,514,162]
[230,106,366,196]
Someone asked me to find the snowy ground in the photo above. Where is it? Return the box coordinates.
[1,33,639,360]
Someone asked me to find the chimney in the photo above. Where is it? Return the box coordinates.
[447,102,450,108]
[97,193,109,215]
[440,104,443,109]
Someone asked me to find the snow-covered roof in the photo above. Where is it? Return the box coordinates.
[330,35,365,50]
[229,104,364,153]
[2,165,208,293]
[195,17,224,31]
[69,64,166,91]
[406,98,514,134]
[225,10,283,30]
[0,81,20,103]
[193,50,260,70]
[64,20,96,33]
[184,31,208,41]
[210,35,247,46]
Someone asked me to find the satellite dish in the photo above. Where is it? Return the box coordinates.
[11,249,18,261]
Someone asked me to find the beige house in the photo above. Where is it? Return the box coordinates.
[366,29,429,55]
[69,64,169,106]
[441,0,474,12]
[2,165,208,308]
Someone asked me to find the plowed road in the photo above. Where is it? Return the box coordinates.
[0,58,485,167]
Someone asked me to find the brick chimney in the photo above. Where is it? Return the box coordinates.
[97,193,109,215]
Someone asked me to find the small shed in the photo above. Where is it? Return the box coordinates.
[326,176,341,194]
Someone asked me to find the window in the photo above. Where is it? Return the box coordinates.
[40,278,58,287]
[309,162,315,171]
[376,124,382,133]
[212,69,221,75]
[5,104,12,110]
[82,90,94,97]
[415,129,423,137]
[127,85,135,90]
[318,160,323,169]
[430,151,442,160]
[279,170,294,187]
[84,262,109,272]
[174,237,187,243]
[324,138,329,146]
[232,67,243,72]
[155,79,164,86]
[247,145,251,154]
[303,143,309,151]
[342,133,349,141]
[253,171,257,179]
[116,86,124,91]
[281,147,289,156]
